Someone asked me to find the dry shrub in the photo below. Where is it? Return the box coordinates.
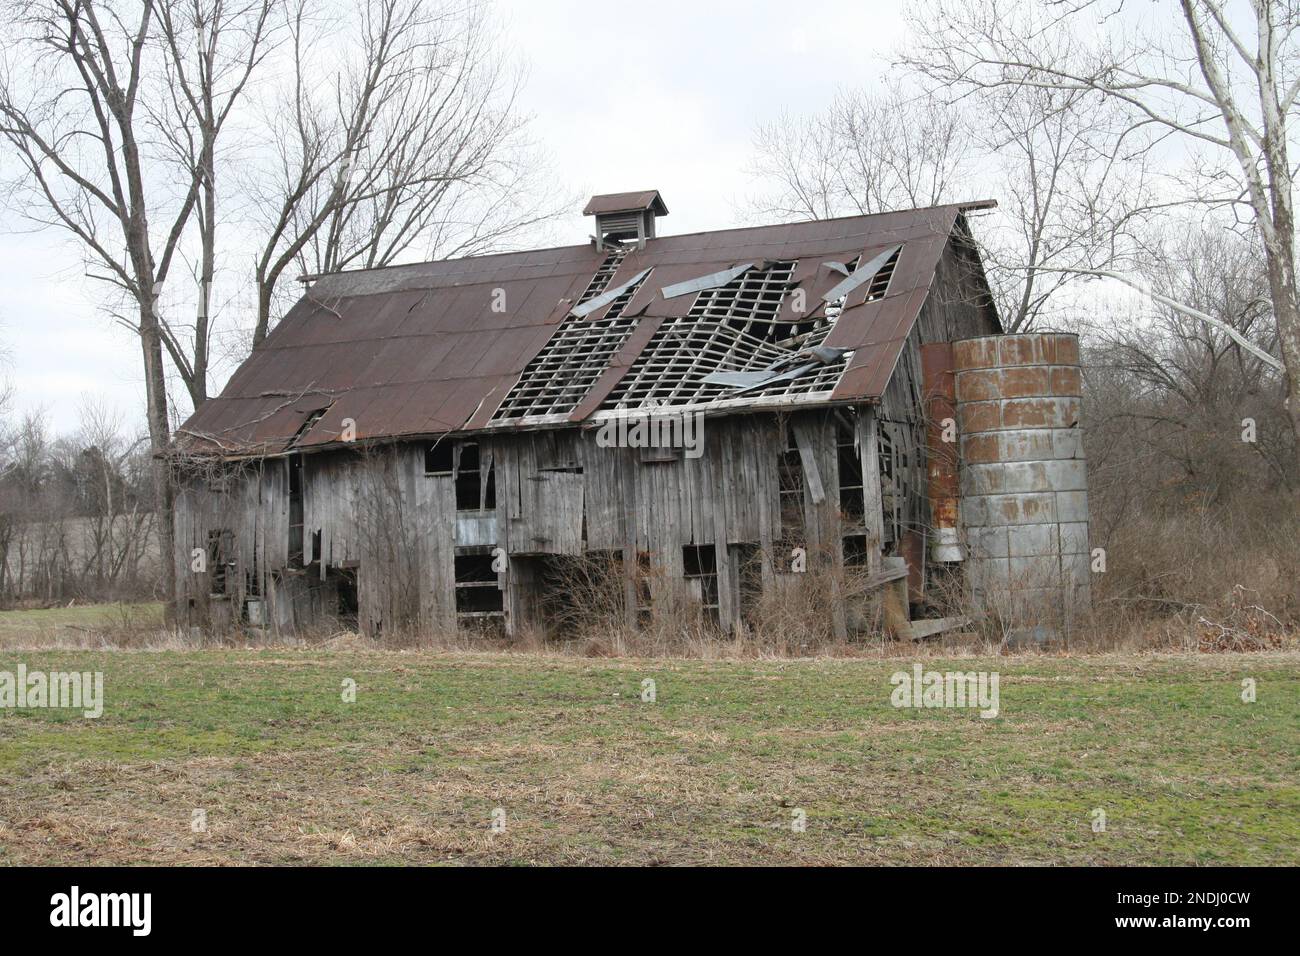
[1079,305,1298,652]
[1195,586,1292,652]
[518,546,902,658]
[1078,491,1299,651]
[745,553,892,655]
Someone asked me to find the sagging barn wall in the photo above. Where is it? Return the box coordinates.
[174,405,906,638]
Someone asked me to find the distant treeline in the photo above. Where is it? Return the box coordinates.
[0,404,158,606]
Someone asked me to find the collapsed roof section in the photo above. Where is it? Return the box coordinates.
[176,201,996,456]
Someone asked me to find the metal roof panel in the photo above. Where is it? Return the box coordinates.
[175,202,989,456]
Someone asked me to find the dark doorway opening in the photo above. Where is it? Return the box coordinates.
[336,569,359,630]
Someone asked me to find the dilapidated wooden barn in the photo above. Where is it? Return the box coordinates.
[174,194,1087,639]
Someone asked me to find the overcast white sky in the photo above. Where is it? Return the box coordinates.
[0,0,910,436]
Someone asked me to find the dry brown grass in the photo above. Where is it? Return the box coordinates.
[1076,494,1300,653]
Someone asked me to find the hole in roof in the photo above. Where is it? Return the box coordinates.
[289,407,330,446]
[577,249,627,304]
[602,260,846,410]
[864,248,899,301]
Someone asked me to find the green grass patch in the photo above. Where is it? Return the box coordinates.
[0,650,1295,865]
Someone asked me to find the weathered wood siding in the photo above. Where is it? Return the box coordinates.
[174,406,897,638]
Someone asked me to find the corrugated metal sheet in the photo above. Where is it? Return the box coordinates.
[176,202,991,456]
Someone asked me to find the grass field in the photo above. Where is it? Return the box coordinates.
[0,646,1296,865]
[0,602,164,637]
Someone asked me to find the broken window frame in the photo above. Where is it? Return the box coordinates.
[836,413,865,529]
[682,544,720,622]
[842,533,872,568]
[454,442,495,511]
[878,418,920,549]
[778,426,805,551]
[454,547,504,618]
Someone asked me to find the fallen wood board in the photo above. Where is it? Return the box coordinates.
[909,616,974,641]
[858,565,909,591]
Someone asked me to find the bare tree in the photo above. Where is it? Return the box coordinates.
[248,0,563,346]
[972,83,1151,331]
[746,82,974,221]
[1088,223,1292,496]
[0,0,200,616]
[745,76,1149,332]
[154,0,276,407]
[72,396,154,594]
[902,0,1300,458]
[0,0,281,617]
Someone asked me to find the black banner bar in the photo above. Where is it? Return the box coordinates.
[0,866,1283,943]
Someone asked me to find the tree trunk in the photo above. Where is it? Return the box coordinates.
[253,278,273,347]
[139,299,178,625]
[1272,290,1300,472]
[193,135,216,407]
[1261,181,1300,475]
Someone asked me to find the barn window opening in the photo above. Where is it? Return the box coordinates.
[534,551,623,635]
[454,442,495,510]
[336,569,359,629]
[837,415,864,527]
[538,461,583,474]
[245,551,261,598]
[425,440,454,475]
[878,420,919,548]
[682,544,719,621]
[778,428,805,548]
[206,529,234,596]
[843,533,871,568]
[635,551,653,624]
[455,549,504,617]
[879,425,897,547]
[288,455,305,567]
[731,542,763,623]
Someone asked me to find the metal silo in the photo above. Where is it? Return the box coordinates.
[953,333,1091,633]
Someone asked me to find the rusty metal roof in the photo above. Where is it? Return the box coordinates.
[582,190,669,216]
[176,202,993,457]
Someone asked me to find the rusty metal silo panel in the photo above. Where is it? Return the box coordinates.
[921,342,962,563]
[953,333,1091,632]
